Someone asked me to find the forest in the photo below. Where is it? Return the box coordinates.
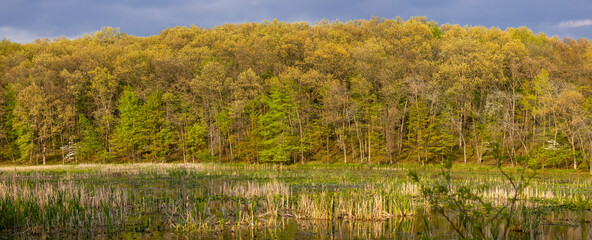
[0,17,591,169]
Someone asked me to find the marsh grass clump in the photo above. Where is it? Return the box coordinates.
[0,179,131,236]
[295,187,416,220]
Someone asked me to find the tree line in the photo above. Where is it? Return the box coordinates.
[1,17,592,169]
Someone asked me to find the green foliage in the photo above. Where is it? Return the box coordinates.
[406,98,454,164]
[13,84,48,163]
[431,25,442,39]
[0,85,19,160]
[14,124,32,162]
[533,140,580,168]
[0,39,23,56]
[112,87,143,161]
[258,87,298,163]
[142,90,176,162]
[87,26,124,43]
[77,114,103,161]
[186,122,207,162]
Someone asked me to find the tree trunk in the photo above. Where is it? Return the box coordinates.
[326,134,330,163]
[340,123,347,163]
[418,143,422,166]
[293,100,305,164]
[230,137,235,162]
[368,119,372,164]
[60,134,65,165]
[473,120,481,164]
[106,119,112,154]
[218,128,223,161]
[353,116,364,163]
[181,124,187,164]
[510,83,516,163]
[571,135,577,170]
[398,100,408,156]
[132,145,137,163]
[208,117,215,156]
[589,141,592,176]
[42,143,46,165]
[462,135,467,164]
[350,138,356,163]
[458,111,467,164]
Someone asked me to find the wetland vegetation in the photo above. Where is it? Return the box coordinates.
[1,163,592,239]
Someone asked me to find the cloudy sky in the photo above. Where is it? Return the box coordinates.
[1,0,591,43]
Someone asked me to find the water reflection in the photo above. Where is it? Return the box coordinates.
[235,211,592,240]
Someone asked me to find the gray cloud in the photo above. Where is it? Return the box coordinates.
[0,26,43,43]
[558,19,592,28]
[1,0,591,43]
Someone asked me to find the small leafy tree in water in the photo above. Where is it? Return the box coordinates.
[409,142,537,239]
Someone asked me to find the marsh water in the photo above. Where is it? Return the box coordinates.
[1,164,592,239]
[12,211,592,239]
